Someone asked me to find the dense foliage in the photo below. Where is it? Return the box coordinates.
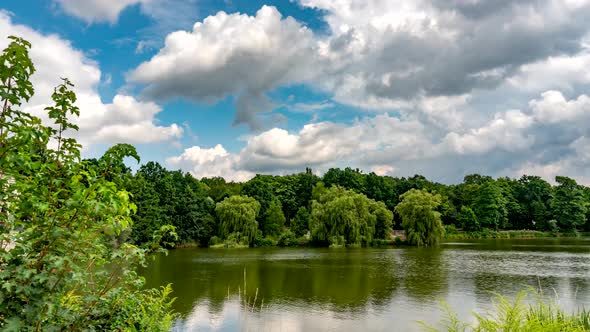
[427,291,590,332]
[0,37,176,330]
[120,161,590,249]
[215,195,260,246]
[395,189,444,246]
[309,185,393,247]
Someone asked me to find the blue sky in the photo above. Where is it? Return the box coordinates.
[2,0,590,183]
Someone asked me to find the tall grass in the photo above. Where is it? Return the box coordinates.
[423,291,590,332]
[443,227,563,240]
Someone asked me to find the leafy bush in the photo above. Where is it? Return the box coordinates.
[213,232,249,248]
[277,231,298,247]
[297,235,310,246]
[425,291,590,332]
[0,36,176,330]
[209,236,222,246]
[371,238,392,247]
[254,234,276,247]
[444,224,459,235]
[328,235,346,248]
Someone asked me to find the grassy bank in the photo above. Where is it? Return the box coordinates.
[174,229,589,249]
[425,291,590,331]
[443,226,589,240]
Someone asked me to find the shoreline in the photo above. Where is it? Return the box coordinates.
[170,230,590,249]
[443,229,590,240]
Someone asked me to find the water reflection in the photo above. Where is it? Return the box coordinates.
[140,238,590,331]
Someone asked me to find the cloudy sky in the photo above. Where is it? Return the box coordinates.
[2,0,590,183]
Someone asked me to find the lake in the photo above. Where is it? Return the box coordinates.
[140,238,590,331]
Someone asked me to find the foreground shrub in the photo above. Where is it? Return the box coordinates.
[0,36,176,330]
[425,291,590,332]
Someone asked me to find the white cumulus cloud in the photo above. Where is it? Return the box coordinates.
[129,5,320,130]
[55,0,144,23]
[0,12,182,149]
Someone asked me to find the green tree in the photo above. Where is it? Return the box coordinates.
[323,167,366,192]
[395,189,444,246]
[364,172,397,210]
[262,198,286,236]
[200,176,242,202]
[291,207,311,237]
[215,195,260,244]
[496,177,523,229]
[167,172,216,245]
[0,36,175,330]
[370,201,393,239]
[463,174,493,185]
[310,185,387,246]
[175,181,216,245]
[550,176,587,231]
[472,181,507,230]
[127,174,163,245]
[130,166,218,246]
[273,175,299,222]
[242,175,275,224]
[514,175,552,230]
[458,205,480,231]
[294,167,318,210]
[583,187,590,231]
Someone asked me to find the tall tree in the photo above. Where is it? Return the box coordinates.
[128,174,163,245]
[242,175,275,223]
[458,205,479,231]
[215,195,260,244]
[291,207,311,237]
[496,177,523,229]
[323,167,366,192]
[370,200,393,239]
[514,175,552,230]
[395,189,444,246]
[174,179,216,245]
[262,198,286,236]
[294,167,318,209]
[310,185,390,246]
[550,176,587,231]
[473,181,507,230]
[273,175,299,223]
[200,176,242,202]
[463,174,493,185]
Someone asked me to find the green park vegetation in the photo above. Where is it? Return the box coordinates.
[121,166,590,249]
[0,37,177,329]
[2,39,588,254]
[2,35,590,329]
[426,291,590,332]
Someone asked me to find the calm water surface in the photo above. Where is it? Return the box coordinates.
[140,238,590,331]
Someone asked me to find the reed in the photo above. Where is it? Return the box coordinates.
[423,290,590,332]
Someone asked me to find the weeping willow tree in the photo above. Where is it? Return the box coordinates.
[310,185,393,247]
[395,189,444,246]
[370,200,393,239]
[215,195,260,244]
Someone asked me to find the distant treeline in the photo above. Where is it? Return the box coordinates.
[108,162,590,247]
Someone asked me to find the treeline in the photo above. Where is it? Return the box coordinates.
[118,164,590,248]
